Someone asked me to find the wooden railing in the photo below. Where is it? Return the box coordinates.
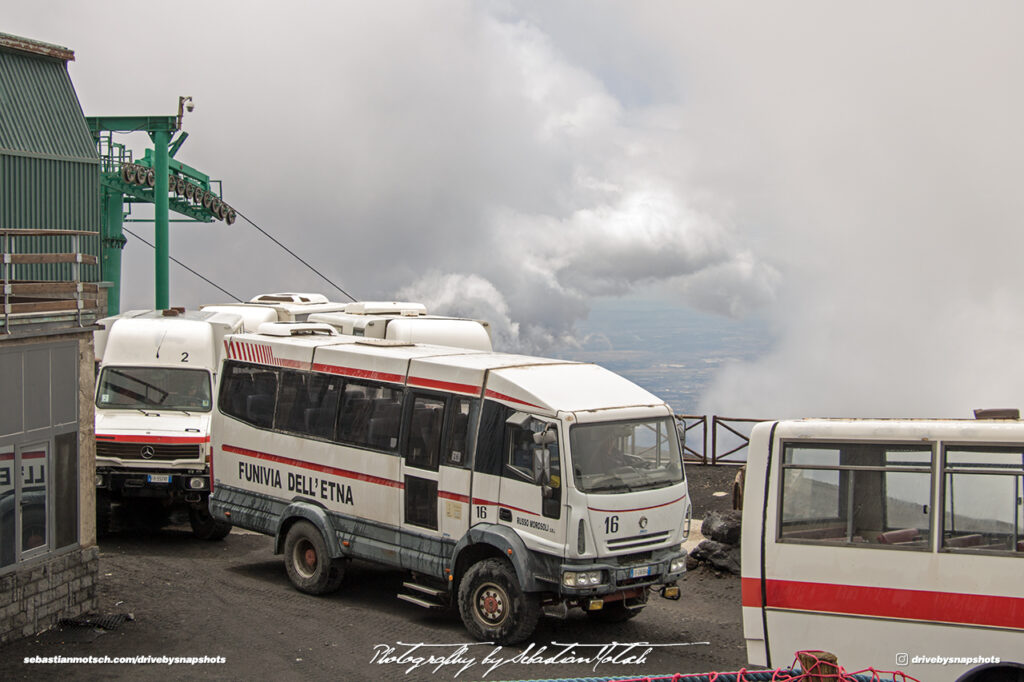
[676,415,770,465]
[1,229,101,331]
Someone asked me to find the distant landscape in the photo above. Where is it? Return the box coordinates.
[556,297,774,416]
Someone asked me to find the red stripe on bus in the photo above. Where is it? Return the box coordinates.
[484,389,542,410]
[222,444,403,489]
[741,577,1024,631]
[275,357,310,370]
[587,493,687,513]
[408,376,481,396]
[439,491,471,504]
[94,434,209,444]
[310,363,404,384]
[470,497,539,517]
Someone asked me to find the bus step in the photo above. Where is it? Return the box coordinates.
[402,582,447,599]
[397,592,446,610]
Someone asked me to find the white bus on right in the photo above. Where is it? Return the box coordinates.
[741,416,1024,682]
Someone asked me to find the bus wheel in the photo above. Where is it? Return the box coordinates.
[458,558,540,644]
[188,504,231,541]
[585,601,644,622]
[283,521,344,595]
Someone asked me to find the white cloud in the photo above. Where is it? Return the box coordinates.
[9,1,1022,418]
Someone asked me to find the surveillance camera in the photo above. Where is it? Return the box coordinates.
[186,101,195,112]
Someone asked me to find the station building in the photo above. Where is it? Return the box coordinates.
[0,32,103,643]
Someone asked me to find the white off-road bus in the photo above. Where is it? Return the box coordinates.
[209,323,690,643]
[308,300,493,351]
[205,294,494,351]
[94,309,242,539]
[742,416,1024,682]
[201,292,352,332]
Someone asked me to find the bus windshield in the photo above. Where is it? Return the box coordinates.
[570,417,683,493]
[97,367,212,412]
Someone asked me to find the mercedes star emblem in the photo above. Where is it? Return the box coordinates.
[140,445,155,459]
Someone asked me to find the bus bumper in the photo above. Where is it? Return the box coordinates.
[556,546,687,599]
[95,468,210,498]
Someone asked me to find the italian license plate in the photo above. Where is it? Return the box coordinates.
[629,565,651,579]
[147,474,171,484]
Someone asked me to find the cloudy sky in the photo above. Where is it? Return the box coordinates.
[7,1,1024,418]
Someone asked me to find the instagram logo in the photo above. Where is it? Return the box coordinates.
[896,653,910,666]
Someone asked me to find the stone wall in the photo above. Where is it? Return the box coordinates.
[0,546,98,644]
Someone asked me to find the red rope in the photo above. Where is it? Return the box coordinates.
[588,649,923,682]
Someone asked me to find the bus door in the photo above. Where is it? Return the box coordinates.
[497,412,565,556]
[400,391,473,572]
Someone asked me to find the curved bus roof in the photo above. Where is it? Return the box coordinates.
[223,329,665,415]
[755,416,1024,448]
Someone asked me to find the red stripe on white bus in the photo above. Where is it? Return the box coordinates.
[483,390,542,410]
[742,577,1024,631]
[471,497,540,517]
[439,491,471,504]
[310,363,405,384]
[408,376,481,396]
[223,444,403,489]
[95,434,209,444]
[587,493,687,513]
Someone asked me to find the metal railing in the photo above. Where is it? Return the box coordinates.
[675,415,770,465]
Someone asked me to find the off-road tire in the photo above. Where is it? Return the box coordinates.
[283,520,344,595]
[188,503,231,541]
[457,558,540,644]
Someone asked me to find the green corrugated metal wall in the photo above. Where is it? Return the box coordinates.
[0,44,100,283]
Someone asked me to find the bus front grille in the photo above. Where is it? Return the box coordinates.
[606,530,671,552]
[96,441,202,461]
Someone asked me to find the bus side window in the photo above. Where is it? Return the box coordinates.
[247,371,278,429]
[219,361,278,429]
[780,442,932,548]
[473,400,508,477]
[943,446,1024,554]
[444,398,475,467]
[275,369,341,440]
[406,394,445,470]
[504,421,535,482]
[337,380,403,452]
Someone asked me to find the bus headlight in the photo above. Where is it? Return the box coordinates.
[670,556,687,573]
[563,570,603,587]
[189,477,207,490]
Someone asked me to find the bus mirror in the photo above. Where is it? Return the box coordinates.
[533,428,557,446]
[533,447,551,485]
